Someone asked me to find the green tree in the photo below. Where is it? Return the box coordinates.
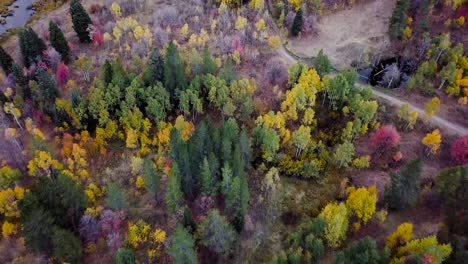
[226,176,249,231]
[384,159,422,210]
[168,226,198,264]
[143,48,164,85]
[314,49,332,77]
[0,45,14,74]
[388,0,411,39]
[198,210,237,256]
[35,68,60,119]
[20,208,54,254]
[438,61,457,90]
[142,83,171,123]
[200,157,217,197]
[291,9,304,37]
[12,63,28,88]
[292,125,311,157]
[334,237,389,264]
[202,47,217,75]
[49,21,71,63]
[334,141,355,168]
[115,248,135,264]
[52,228,83,264]
[70,0,92,43]
[101,60,113,84]
[165,162,184,214]
[164,42,187,100]
[105,182,128,210]
[253,124,280,162]
[220,58,236,84]
[142,157,159,195]
[19,27,46,67]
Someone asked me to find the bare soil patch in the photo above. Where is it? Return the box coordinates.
[288,0,396,69]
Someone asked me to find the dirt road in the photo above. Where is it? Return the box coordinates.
[278,46,467,136]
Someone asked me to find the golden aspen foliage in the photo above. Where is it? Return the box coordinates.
[352,155,370,169]
[110,2,122,17]
[136,176,145,189]
[422,129,442,155]
[396,236,452,264]
[288,0,302,11]
[180,23,189,39]
[0,186,25,218]
[456,16,465,26]
[133,26,144,42]
[2,221,16,237]
[424,97,440,118]
[407,110,418,130]
[319,202,349,247]
[255,18,266,31]
[174,115,195,141]
[27,151,63,177]
[235,15,248,31]
[62,143,89,182]
[346,186,377,223]
[403,26,412,41]
[251,0,265,10]
[127,220,152,248]
[386,222,413,249]
[85,183,104,205]
[268,35,282,49]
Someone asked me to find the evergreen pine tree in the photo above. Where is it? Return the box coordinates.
[49,21,71,63]
[19,27,47,67]
[200,157,217,197]
[165,162,184,214]
[142,157,159,195]
[168,226,198,264]
[388,0,411,39]
[36,68,60,118]
[143,48,164,85]
[0,45,14,74]
[115,248,135,264]
[12,63,30,99]
[182,207,196,233]
[384,159,422,210]
[52,228,83,264]
[291,9,304,37]
[201,47,217,75]
[70,0,92,43]
[220,58,236,84]
[101,60,113,85]
[226,176,249,231]
[198,210,237,256]
[314,49,333,77]
[105,182,128,211]
[164,42,187,101]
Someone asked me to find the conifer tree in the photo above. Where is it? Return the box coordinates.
[165,162,183,214]
[49,21,71,63]
[226,176,249,231]
[142,157,159,195]
[200,157,217,197]
[168,226,198,264]
[143,48,164,85]
[70,0,92,43]
[201,47,217,75]
[389,0,411,39]
[101,60,113,85]
[164,42,187,101]
[19,27,47,67]
[291,9,304,37]
[0,45,14,75]
[385,159,422,210]
[314,49,332,77]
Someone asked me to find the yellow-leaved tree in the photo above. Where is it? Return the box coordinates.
[386,222,413,249]
[319,202,349,247]
[422,129,442,155]
[346,186,377,224]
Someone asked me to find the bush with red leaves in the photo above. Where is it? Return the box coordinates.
[56,63,69,86]
[450,135,468,164]
[371,125,401,151]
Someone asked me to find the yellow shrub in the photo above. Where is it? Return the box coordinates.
[2,221,16,237]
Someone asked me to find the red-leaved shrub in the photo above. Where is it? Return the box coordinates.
[93,31,104,46]
[450,135,468,164]
[56,63,69,86]
[371,125,401,151]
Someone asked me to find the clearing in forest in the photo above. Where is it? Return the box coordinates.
[289,0,397,69]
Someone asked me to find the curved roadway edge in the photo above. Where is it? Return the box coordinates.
[277,45,467,136]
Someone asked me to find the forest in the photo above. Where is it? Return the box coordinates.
[0,0,466,263]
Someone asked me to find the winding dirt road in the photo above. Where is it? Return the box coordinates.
[277,46,467,136]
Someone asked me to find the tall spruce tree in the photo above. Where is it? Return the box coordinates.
[70,0,92,43]
[19,27,47,67]
[200,157,217,197]
[384,159,422,210]
[388,0,411,39]
[164,42,187,101]
[142,48,164,85]
[291,9,304,37]
[165,162,184,214]
[226,176,249,231]
[49,21,71,63]
[0,45,14,74]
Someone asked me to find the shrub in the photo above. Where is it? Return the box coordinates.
[115,248,135,264]
[371,125,400,153]
[450,135,468,164]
